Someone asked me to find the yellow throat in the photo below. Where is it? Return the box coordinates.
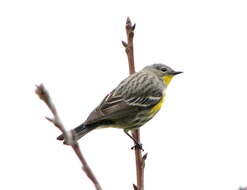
[150,75,174,115]
[163,75,174,86]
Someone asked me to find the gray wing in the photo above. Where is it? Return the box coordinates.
[84,72,164,125]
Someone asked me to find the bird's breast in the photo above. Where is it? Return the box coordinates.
[150,95,165,115]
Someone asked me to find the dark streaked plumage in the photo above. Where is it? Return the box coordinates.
[57,64,181,143]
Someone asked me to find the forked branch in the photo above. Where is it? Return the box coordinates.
[35,84,102,190]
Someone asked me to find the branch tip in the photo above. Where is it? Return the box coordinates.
[35,84,46,99]
[36,84,102,190]
[126,17,131,25]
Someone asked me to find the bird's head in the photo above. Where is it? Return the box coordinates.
[144,63,182,86]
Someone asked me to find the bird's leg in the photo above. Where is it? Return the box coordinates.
[124,130,144,151]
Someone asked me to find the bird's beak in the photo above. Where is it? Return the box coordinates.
[170,71,183,75]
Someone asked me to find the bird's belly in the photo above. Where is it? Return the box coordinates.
[122,99,165,130]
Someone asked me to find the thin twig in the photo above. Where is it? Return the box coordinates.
[122,17,147,190]
[35,84,102,190]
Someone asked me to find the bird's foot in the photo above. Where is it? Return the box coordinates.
[131,143,144,151]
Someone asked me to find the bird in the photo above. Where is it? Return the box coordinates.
[57,63,182,149]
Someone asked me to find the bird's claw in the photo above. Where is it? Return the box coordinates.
[131,143,144,151]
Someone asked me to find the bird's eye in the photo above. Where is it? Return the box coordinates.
[161,68,167,72]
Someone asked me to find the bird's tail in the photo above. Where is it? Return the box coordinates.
[57,123,97,144]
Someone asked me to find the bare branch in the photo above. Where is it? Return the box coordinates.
[239,187,247,190]
[124,17,136,75]
[35,84,102,190]
[122,17,146,190]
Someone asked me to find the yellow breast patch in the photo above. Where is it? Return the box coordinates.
[150,96,165,115]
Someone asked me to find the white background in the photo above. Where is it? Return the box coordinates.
[0,0,247,190]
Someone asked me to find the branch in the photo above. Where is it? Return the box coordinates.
[122,17,147,190]
[35,84,102,190]
[239,187,247,190]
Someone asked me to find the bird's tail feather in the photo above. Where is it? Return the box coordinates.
[57,123,97,143]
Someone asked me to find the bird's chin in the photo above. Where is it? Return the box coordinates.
[163,75,174,85]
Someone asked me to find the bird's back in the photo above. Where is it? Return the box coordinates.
[84,70,165,128]
[114,70,164,98]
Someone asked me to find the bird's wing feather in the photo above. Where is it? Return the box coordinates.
[84,89,161,125]
[84,71,164,125]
